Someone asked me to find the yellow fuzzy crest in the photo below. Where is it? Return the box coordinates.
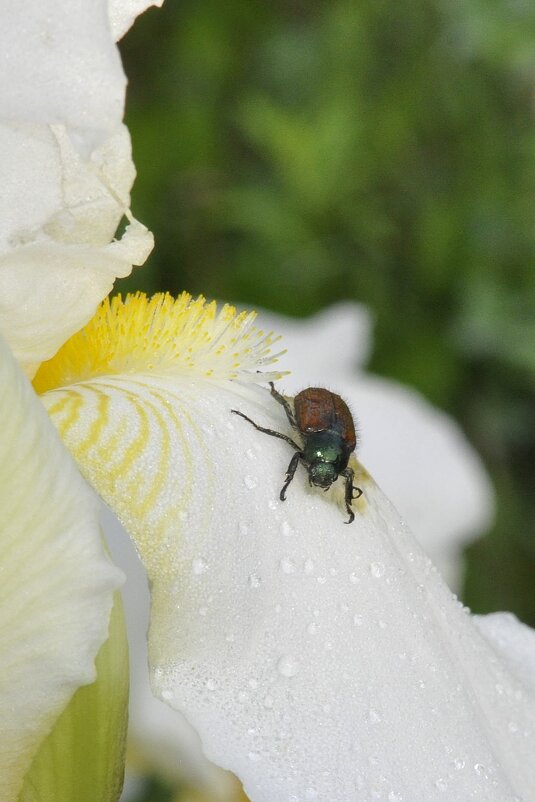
[33,292,286,394]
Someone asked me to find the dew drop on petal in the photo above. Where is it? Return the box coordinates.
[277,655,300,677]
[248,572,262,588]
[263,695,274,708]
[307,622,318,635]
[192,557,209,574]
[435,778,447,791]
[281,520,295,537]
[248,751,261,762]
[370,562,385,578]
[280,557,297,574]
[304,559,315,574]
[244,475,257,489]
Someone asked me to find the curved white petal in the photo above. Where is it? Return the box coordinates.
[257,302,373,375]
[103,505,238,798]
[0,122,153,372]
[474,612,535,695]
[0,2,155,375]
[257,306,494,587]
[0,0,125,154]
[108,0,165,41]
[0,222,152,372]
[43,376,534,802]
[0,333,122,799]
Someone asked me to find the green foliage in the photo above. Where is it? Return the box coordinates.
[119,0,535,679]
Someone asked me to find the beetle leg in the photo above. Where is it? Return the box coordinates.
[280,451,303,501]
[231,409,301,450]
[269,381,299,430]
[341,467,362,524]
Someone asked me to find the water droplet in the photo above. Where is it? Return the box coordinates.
[248,678,258,689]
[246,448,256,461]
[238,521,249,536]
[369,708,381,723]
[370,562,385,578]
[349,571,360,584]
[225,632,235,642]
[508,721,519,733]
[317,576,327,584]
[324,641,333,651]
[244,475,257,489]
[161,689,173,701]
[288,795,299,802]
[280,557,297,574]
[206,679,217,691]
[248,572,262,588]
[304,559,315,574]
[248,751,261,762]
[435,778,447,791]
[474,763,488,778]
[281,520,295,536]
[277,655,300,677]
[268,498,278,510]
[237,690,249,702]
[263,695,274,708]
[192,557,208,574]
[453,758,465,770]
[307,622,318,635]
[353,614,363,626]
[378,619,387,629]
[388,792,403,802]
[305,789,318,800]
[201,423,214,437]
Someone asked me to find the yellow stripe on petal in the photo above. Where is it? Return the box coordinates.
[33,292,287,394]
[35,293,287,577]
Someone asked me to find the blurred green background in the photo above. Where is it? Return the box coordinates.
[119,1,535,798]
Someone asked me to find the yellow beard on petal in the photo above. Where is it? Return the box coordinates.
[33,292,286,394]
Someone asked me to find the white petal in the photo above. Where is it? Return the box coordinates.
[0,0,125,154]
[103,505,237,797]
[0,333,122,799]
[43,377,534,801]
[474,612,535,695]
[0,122,153,371]
[257,302,373,375]
[0,222,153,371]
[108,0,165,41]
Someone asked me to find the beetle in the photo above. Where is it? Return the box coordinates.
[232,383,362,523]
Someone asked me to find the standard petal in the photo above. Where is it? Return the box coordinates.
[0,333,122,799]
[0,121,153,373]
[42,371,534,801]
[0,0,125,154]
[108,0,165,41]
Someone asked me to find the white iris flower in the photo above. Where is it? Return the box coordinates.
[1,3,535,802]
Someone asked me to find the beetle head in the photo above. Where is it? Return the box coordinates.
[308,461,337,489]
